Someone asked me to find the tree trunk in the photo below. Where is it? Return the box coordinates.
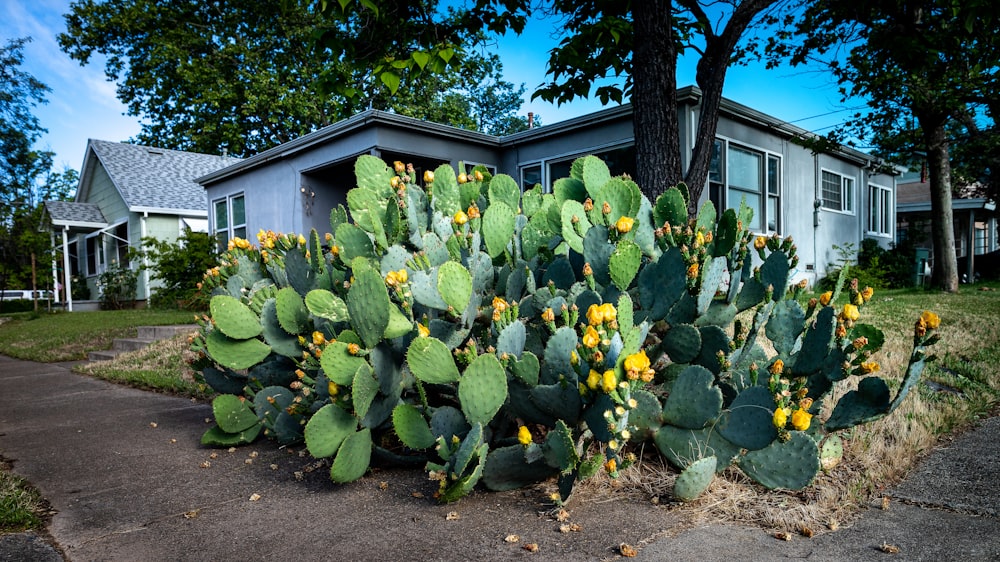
[631,1,683,202]
[920,117,959,292]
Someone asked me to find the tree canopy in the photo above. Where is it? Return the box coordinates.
[773,0,1000,291]
[0,37,51,211]
[59,0,533,157]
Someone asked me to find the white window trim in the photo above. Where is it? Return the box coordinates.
[867,183,893,237]
[820,168,856,215]
[518,161,544,192]
[84,231,106,277]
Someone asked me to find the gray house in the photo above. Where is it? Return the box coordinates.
[199,86,899,286]
[43,140,238,310]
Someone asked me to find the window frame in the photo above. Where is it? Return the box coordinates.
[212,193,246,252]
[84,231,106,277]
[542,141,637,191]
[820,169,856,215]
[709,137,782,235]
[866,183,893,237]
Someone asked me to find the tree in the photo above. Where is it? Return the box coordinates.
[59,0,531,157]
[317,0,785,212]
[775,0,1000,292]
[1,37,50,211]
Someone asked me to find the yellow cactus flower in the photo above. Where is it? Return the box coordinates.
[395,268,408,283]
[773,407,788,429]
[790,408,812,431]
[615,216,634,233]
[586,369,601,390]
[920,310,940,330]
[393,161,405,174]
[385,271,400,287]
[492,296,508,313]
[601,370,617,394]
[586,304,604,326]
[696,231,706,247]
[605,457,617,474]
[582,262,593,277]
[328,381,339,397]
[453,210,469,225]
[819,291,833,306]
[769,359,784,375]
[417,324,430,338]
[570,351,578,365]
[860,361,880,374]
[390,176,400,189]
[517,425,532,446]
[457,172,468,184]
[841,303,860,322]
[599,303,616,323]
[474,170,484,182]
[347,343,361,355]
[624,350,651,380]
[541,308,555,323]
[754,236,767,250]
[312,331,326,346]
[423,170,435,184]
[582,326,601,349]
[297,234,307,246]
[467,203,480,219]
[852,336,869,350]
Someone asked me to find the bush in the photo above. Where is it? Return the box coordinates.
[71,274,92,301]
[819,239,918,291]
[97,264,137,310]
[139,228,216,310]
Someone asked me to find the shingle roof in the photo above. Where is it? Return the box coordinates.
[43,200,107,227]
[89,140,240,212]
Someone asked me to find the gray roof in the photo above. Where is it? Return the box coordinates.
[43,200,107,227]
[87,140,239,213]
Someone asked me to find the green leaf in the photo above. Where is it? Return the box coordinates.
[411,51,430,70]
[379,70,400,93]
[210,295,262,340]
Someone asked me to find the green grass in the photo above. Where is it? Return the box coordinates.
[0,461,45,533]
[74,332,213,400]
[0,309,195,362]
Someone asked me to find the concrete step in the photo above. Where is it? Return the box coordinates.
[88,324,198,362]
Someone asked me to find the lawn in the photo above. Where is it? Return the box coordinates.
[0,309,195,362]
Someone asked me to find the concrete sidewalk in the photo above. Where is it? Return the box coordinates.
[0,356,997,561]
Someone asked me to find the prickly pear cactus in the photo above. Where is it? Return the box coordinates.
[189,154,941,505]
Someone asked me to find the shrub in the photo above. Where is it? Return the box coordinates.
[820,239,918,291]
[97,264,137,310]
[139,228,216,310]
[70,274,92,301]
[191,156,940,503]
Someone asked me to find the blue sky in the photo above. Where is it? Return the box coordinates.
[3,1,861,176]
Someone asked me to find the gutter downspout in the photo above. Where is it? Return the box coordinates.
[967,209,976,282]
[62,227,73,312]
[813,153,821,285]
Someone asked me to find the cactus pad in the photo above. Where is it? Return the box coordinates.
[305,403,358,458]
[275,287,310,334]
[210,295,262,340]
[330,428,373,483]
[305,289,349,323]
[346,267,391,348]
[826,376,892,431]
[674,455,717,502]
[483,201,516,258]
[212,394,259,433]
[392,404,435,450]
[437,261,473,312]
[407,337,461,384]
[458,353,508,426]
[609,239,641,290]
[320,341,368,385]
[738,431,820,490]
[662,365,724,429]
[717,385,778,450]
[206,330,271,371]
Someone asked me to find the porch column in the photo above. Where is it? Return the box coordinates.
[50,231,59,304]
[62,227,73,312]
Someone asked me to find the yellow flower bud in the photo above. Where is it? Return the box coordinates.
[347,343,360,355]
[754,236,767,250]
[861,286,875,302]
[393,161,405,174]
[298,234,307,246]
[312,331,325,346]
[586,369,601,390]
[582,262,593,277]
[423,170,434,184]
[457,172,468,184]
[453,210,468,225]
[773,407,787,429]
[601,370,617,394]
[467,203,480,219]
[517,425,532,446]
[417,324,430,338]
[769,359,784,375]
[841,303,860,322]
[582,326,601,349]
[819,291,833,306]
[541,308,555,323]
[328,381,339,397]
[686,262,699,279]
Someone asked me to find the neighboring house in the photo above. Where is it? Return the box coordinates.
[896,176,999,282]
[199,86,900,286]
[43,140,239,310]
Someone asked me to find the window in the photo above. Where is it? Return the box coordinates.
[85,233,105,277]
[213,193,246,251]
[546,144,637,190]
[520,164,542,190]
[867,184,892,236]
[461,161,497,177]
[708,139,781,234]
[111,222,129,266]
[821,170,854,213]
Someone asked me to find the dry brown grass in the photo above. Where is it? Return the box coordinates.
[591,284,1000,534]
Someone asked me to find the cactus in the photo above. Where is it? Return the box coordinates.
[674,455,716,502]
[191,153,940,503]
[662,365,723,429]
[458,353,508,425]
[738,431,820,490]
